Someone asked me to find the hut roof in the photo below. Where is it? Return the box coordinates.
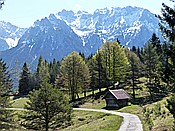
[108,89,130,100]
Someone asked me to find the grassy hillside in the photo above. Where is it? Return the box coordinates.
[11,97,122,131]
[61,110,122,131]
[11,85,174,131]
[78,96,174,131]
[12,97,29,108]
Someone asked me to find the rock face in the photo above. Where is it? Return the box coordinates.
[58,6,162,53]
[0,15,88,69]
[0,21,26,51]
[0,6,162,70]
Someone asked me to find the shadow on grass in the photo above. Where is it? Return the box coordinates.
[102,106,124,110]
[12,95,28,100]
[72,89,107,108]
[131,93,168,106]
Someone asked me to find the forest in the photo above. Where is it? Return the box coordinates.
[0,0,175,131]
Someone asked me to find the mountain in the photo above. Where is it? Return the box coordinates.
[0,21,26,51]
[58,6,162,54]
[0,15,88,69]
[0,6,163,70]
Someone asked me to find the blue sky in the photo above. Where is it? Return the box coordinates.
[0,0,173,28]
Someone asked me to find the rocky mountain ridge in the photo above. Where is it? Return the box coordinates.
[0,6,163,70]
[0,21,26,51]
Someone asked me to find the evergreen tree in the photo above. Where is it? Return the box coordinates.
[0,59,14,129]
[161,42,172,88]
[88,51,106,92]
[166,95,175,130]
[157,0,175,43]
[131,46,137,53]
[49,59,60,84]
[21,81,72,131]
[143,42,160,100]
[35,56,50,89]
[136,47,144,63]
[150,33,162,55]
[18,62,31,95]
[158,2,175,130]
[157,0,175,91]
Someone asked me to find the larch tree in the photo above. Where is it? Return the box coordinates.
[125,49,143,99]
[56,52,90,102]
[100,41,129,88]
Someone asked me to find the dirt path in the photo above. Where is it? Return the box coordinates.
[73,108,143,131]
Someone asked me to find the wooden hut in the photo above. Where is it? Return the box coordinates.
[104,89,130,108]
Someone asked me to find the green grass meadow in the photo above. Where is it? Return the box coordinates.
[11,96,122,131]
[11,83,174,131]
[12,97,29,108]
[61,110,122,131]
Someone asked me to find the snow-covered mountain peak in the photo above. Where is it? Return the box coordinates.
[0,21,26,51]
[0,6,163,71]
[56,6,162,48]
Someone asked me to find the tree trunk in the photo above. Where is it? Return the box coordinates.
[92,88,95,96]
[99,87,101,92]
[132,67,135,100]
[76,93,79,99]
[72,88,75,102]
[45,103,49,131]
[84,91,86,98]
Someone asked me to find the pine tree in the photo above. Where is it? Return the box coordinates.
[143,42,160,100]
[49,59,60,84]
[35,56,50,89]
[157,0,175,43]
[0,59,14,129]
[166,95,175,130]
[21,81,72,131]
[88,51,106,92]
[161,42,172,88]
[18,62,31,95]
[150,33,162,55]
[157,0,175,91]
